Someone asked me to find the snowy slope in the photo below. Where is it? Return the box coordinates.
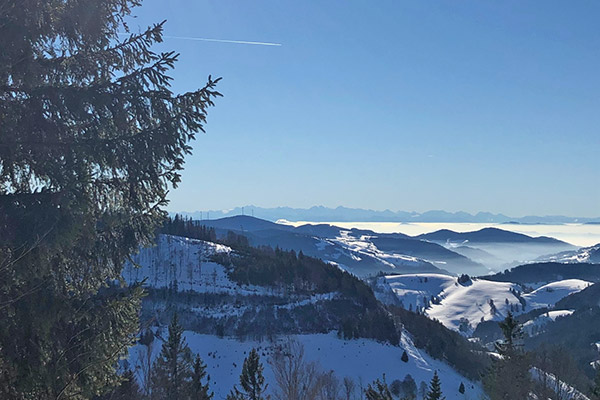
[541,243,600,264]
[128,331,484,400]
[522,310,574,336]
[124,235,274,296]
[522,279,593,309]
[374,274,458,311]
[426,279,523,332]
[376,274,592,334]
[375,274,524,332]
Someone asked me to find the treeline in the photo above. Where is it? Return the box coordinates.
[147,225,401,345]
[482,262,600,284]
[140,289,399,345]
[160,214,217,242]
[482,311,600,400]
[104,315,452,400]
[388,306,488,381]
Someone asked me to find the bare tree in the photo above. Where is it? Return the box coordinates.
[271,340,322,400]
[317,370,341,400]
[136,343,155,397]
[343,377,356,400]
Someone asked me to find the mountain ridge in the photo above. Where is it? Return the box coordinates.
[174,206,600,224]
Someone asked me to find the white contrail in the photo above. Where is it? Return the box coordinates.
[117,32,281,47]
[163,35,282,47]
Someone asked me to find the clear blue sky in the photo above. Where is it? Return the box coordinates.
[128,1,600,217]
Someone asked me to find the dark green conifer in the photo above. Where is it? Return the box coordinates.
[483,312,531,400]
[592,369,600,399]
[401,350,409,363]
[190,354,213,400]
[0,0,219,398]
[426,371,445,400]
[151,314,194,400]
[227,348,268,400]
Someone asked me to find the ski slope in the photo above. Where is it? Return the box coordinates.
[128,331,484,400]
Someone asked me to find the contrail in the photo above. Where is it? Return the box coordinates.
[117,32,281,47]
[163,35,282,47]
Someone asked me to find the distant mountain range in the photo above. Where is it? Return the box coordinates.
[197,216,576,276]
[176,206,600,224]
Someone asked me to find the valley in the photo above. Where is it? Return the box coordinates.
[124,215,600,399]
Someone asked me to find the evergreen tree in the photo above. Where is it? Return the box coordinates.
[425,371,445,400]
[0,0,220,398]
[97,369,142,400]
[151,314,194,400]
[365,375,393,400]
[401,350,409,362]
[592,369,600,399]
[483,312,531,400]
[458,382,465,394]
[190,354,213,400]
[227,349,268,400]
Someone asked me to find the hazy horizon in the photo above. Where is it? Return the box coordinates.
[170,204,600,220]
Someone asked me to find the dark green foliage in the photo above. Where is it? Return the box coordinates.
[401,350,409,363]
[96,369,142,400]
[227,348,268,400]
[483,312,531,400]
[592,369,600,399]
[0,0,219,398]
[216,245,377,304]
[458,382,465,394]
[365,375,393,400]
[389,380,402,397]
[190,355,213,400]
[150,314,194,400]
[525,306,600,382]
[400,374,417,399]
[425,371,445,400]
[530,345,589,400]
[483,262,600,284]
[161,215,217,242]
[212,244,399,344]
[389,306,488,380]
[554,282,600,310]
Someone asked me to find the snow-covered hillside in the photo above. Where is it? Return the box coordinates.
[522,279,592,309]
[124,235,274,296]
[124,234,489,398]
[375,274,590,334]
[523,310,574,336]
[128,331,484,400]
[541,243,600,264]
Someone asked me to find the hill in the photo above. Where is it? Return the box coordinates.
[417,227,568,244]
[482,262,600,285]
[374,273,590,335]
[541,243,600,264]
[124,232,489,398]
[417,227,576,272]
[199,216,486,276]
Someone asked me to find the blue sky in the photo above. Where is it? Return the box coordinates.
[128,1,600,217]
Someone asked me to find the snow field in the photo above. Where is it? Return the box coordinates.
[128,331,484,400]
